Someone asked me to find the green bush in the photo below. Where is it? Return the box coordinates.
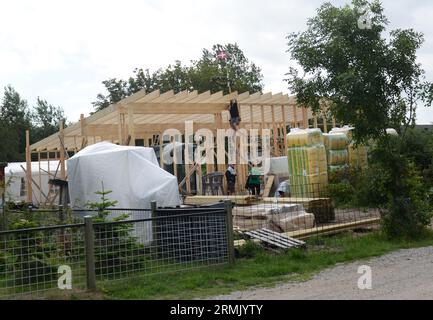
[363,137,433,239]
[327,182,355,208]
[9,219,57,286]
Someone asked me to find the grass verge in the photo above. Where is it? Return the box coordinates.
[97,230,433,300]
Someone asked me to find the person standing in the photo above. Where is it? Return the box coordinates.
[225,164,236,195]
[246,163,262,196]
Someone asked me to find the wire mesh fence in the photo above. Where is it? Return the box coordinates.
[0,203,233,299]
[0,223,86,299]
[92,207,230,282]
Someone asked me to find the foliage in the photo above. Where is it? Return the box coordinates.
[365,138,432,238]
[92,43,264,111]
[7,219,58,286]
[0,86,31,161]
[86,182,119,222]
[327,182,355,208]
[286,0,432,144]
[286,0,433,238]
[31,97,66,143]
[0,85,67,162]
[86,184,145,277]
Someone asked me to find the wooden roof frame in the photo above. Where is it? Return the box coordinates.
[30,90,310,152]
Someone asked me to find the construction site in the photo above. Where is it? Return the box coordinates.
[0,89,382,299]
[3,88,379,236]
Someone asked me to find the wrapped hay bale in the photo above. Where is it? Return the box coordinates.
[287,139,328,197]
[287,128,324,147]
[386,128,398,136]
[323,133,348,150]
[329,126,368,170]
[348,144,368,169]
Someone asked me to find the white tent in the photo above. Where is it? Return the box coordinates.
[4,161,63,205]
[67,141,181,210]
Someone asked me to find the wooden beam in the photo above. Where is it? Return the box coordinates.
[127,107,135,146]
[25,130,33,203]
[271,105,278,156]
[282,105,288,154]
[130,102,227,114]
[59,119,66,180]
[80,113,87,149]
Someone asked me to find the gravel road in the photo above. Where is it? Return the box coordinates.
[212,246,433,300]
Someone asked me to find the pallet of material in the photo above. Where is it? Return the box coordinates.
[234,217,380,247]
[232,203,314,232]
[261,197,335,223]
[184,195,259,206]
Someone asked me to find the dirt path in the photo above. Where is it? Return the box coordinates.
[212,246,433,300]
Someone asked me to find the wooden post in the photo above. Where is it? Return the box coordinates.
[172,136,178,180]
[332,116,337,128]
[25,130,33,203]
[80,114,87,149]
[151,201,157,244]
[224,200,235,266]
[118,111,124,145]
[282,105,288,154]
[215,113,226,193]
[271,105,279,156]
[159,132,164,168]
[314,115,318,128]
[59,119,66,180]
[84,216,96,291]
[293,105,298,128]
[38,152,42,204]
[128,107,135,146]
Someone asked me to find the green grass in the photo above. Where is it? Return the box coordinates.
[98,230,433,300]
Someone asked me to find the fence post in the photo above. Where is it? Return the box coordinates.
[1,193,5,230]
[58,205,64,223]
[224,200,235,266]
[151,201,157,244]
[84,215,96,291]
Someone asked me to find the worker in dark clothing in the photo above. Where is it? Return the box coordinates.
[225,164,236,195]
[227,99,240,130]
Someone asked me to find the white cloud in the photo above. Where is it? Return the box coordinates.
[0,0,432,124]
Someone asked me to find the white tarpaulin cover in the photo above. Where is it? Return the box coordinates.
[67,142,181,209]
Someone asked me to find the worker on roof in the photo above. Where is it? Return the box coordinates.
[227,98,240,130]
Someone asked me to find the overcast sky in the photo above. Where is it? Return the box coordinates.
[1,0,432,124]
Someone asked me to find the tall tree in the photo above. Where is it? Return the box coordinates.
[31,97,66,142]
[286,0,432,143]
[92,43,264,111]
[0,85,32,161]
[286,0,433,238]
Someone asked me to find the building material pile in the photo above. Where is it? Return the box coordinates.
[286,128,328,197]
[324,132,349,180]
[232,203,315,232]
[329,126,368,169]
